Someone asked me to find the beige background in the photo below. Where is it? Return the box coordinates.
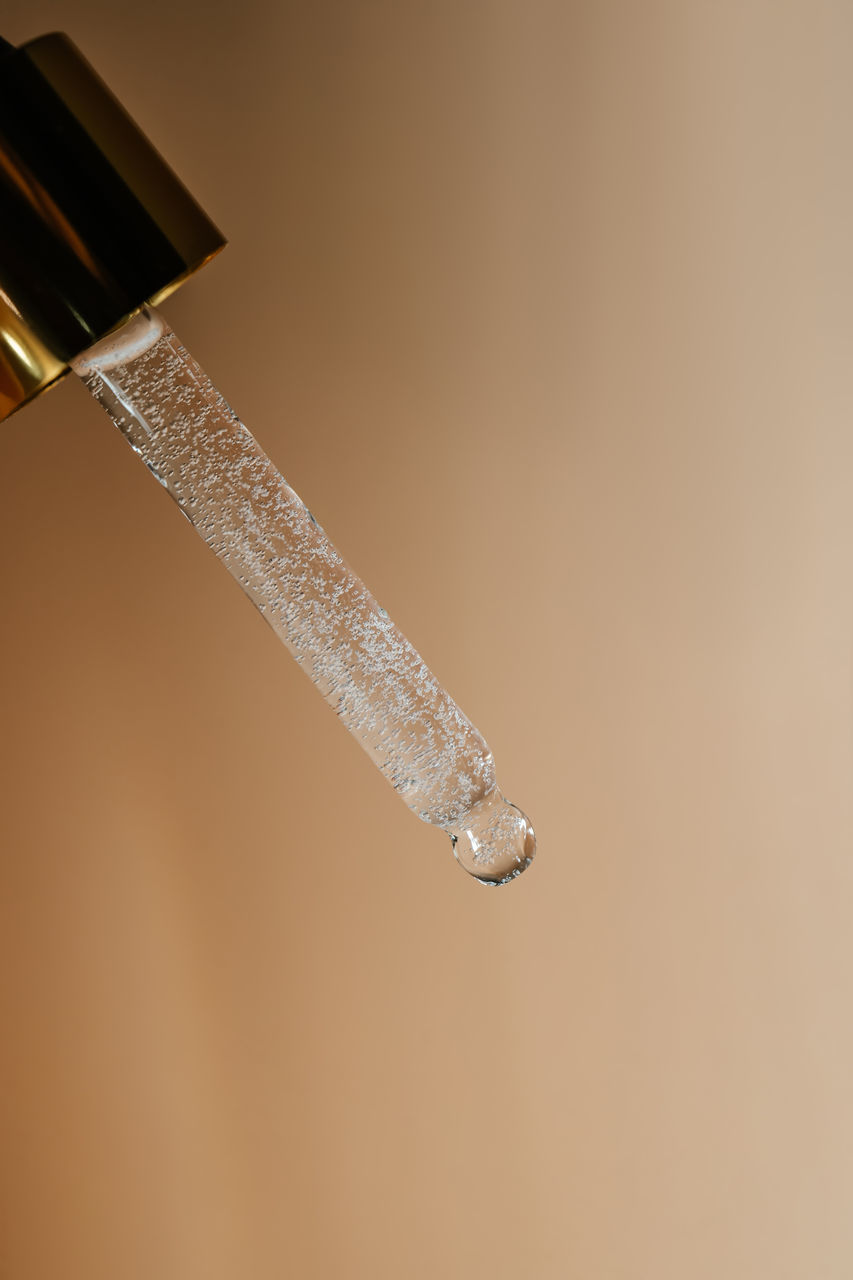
[2,2,853,1276]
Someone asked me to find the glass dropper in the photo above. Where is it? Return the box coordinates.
[0,32,535,885]
[72,307,536,886]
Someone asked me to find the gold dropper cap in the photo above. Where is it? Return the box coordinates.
[0,32,226,421]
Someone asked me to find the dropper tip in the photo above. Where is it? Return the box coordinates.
[450,790,536,887]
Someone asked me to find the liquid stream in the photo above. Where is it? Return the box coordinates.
[72,308,535,885]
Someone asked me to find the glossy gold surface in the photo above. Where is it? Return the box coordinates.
[0,33,224,421]
[0,290,67,419]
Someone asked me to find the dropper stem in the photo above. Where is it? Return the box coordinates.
[72,307,535,885]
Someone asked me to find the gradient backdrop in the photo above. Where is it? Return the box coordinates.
[2,2,853,1277]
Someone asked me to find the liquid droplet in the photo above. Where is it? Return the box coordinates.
[449,789,536,886]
